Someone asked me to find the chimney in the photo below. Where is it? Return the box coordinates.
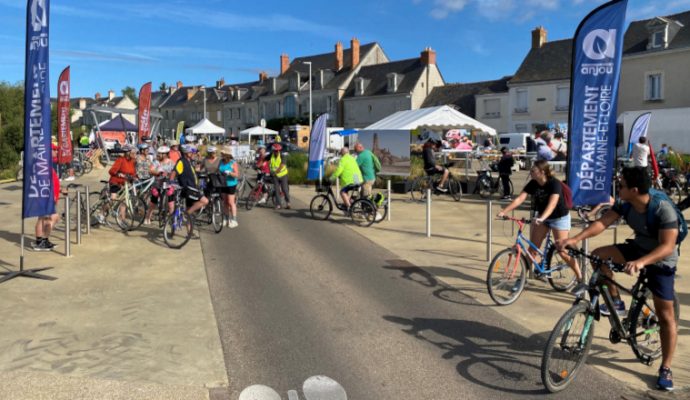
[176,81,183,89]
[78,98,86,110]
[108,90,115,100]
[532,26,547,49]
[259,71,268,82]
[280,53,290,75]
[420,47,436,65]
[186,87,198,101]
[335,41,343,71]
[94,92,101,100]
[216,77,225,89]
[350,38,360,69]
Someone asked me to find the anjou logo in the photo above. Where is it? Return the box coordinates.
[31,0,48,32]
[582,29,617,60]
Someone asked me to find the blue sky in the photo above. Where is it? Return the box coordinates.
[1,0,689,98]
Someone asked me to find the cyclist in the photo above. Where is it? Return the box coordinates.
[170,144,208,215]
[145,145,174,225]
[202,145,220,174]
[354,142,381,197]
[330,146,363,213]
[269,143,291,209]
[108,145,137,201]
[136,143,153,180]
[169,140,181,164]
[255,144,271,204]
[422,138,449,192]
[557,167,679,391]
[219,146,239,228]
[497,160,582,284]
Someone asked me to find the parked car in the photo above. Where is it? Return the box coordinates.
[498,133,531,151]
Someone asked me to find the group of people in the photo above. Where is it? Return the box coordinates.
[330,143,382,212]
[528,130,567,161]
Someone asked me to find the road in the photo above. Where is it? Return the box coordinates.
[201,199,633,399]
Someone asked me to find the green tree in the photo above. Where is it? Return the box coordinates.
[159,82,168,91]
[121,86,138,103]
[0,81,24,170]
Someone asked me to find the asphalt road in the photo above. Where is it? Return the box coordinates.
[201,198,634,400]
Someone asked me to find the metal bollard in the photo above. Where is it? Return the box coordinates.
[64,195,71,257]
[487,200,493,261]
[85,186,91,235]
[426,188,431,238]
[613,225,618,244]
[76,191,82,245]
[387,179,391,222]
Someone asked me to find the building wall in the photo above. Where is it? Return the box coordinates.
[410,64,445,109]
[507,80,570,133]
[618,48,690,113]
[343,93,412,128]
[475,92,510,133]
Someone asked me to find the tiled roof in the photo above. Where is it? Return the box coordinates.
[421,76,511,117]
[343,58,426,98]
[510,39,572,84]
[623,10,690,55]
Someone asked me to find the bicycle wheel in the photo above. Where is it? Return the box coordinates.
[89,192,107,227]
[541,302,594,393]
[478,177,492,199]
[410,177,429,202]
[163,211,194,249]
[486,247,527,305]
[628,288,680,363]
[309,194,332,220]
[375,196,388,223]
[665,181,683,204]
[211,197,223,233]
[350,199,376,227]
[498,178,514,198]
[545,246,578,292]
[246,187,261,211]
[115,196,147,231]
[82,160,93,174]
[448,177,462,202]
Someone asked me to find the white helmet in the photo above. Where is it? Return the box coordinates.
[207,146,217,153]
[157,145,170,153]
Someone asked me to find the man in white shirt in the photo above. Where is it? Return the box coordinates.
[632,136,650,167]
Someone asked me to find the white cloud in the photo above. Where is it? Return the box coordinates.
[476,0,517,21]
[427,0,562,20]
[627,0,690,20]
[430,0,469,19]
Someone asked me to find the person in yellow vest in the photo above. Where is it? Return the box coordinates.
[331,146,363,212]
[270,143,290,209]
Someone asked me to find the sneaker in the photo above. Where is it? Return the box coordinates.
[285,204,291,209]
[228,220,238,228]
[31,240,51,252]
[657,367,674,391]
[275,205,281,210]
[600,300,626,316]
[501,195,512,200]
[44,239,56,249]
[511,281,523,293]
[435,186,448,193]
[258,197,267,204]
[143,218,151,225]
[570,282,589,296]
[375,212,384,222]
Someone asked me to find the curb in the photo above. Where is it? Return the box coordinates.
[0,179,18,185]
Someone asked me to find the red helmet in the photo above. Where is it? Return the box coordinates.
[272,143,282,151]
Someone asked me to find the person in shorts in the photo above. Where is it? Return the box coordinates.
[170,144,208,215]
[558,166,679,391]
[218,146,239,228]
[422,138,449,192]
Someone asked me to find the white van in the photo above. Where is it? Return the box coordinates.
[498,133,531,150]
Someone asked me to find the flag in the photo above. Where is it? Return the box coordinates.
[627,112,652,157]
[175,121,185,141]
[567,0,628,206]
[57,66,72,164]
[22,0,54,218]
[649,141,659,179]
[307,114,329,180]
[137,82,152,143]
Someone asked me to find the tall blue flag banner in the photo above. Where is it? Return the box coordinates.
[22,0,54,218]
[307,113,329,180]
[627,112,652,157]
[567,0,628,206]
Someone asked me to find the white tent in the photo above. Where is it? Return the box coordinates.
[240,125,279,143]
[185,118,226,135]
[365,105,497,136]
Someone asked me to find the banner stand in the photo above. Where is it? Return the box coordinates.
[0,221,56,284]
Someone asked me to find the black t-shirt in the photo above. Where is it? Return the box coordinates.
[422,146,436,170]
[174,157,199,190]
[522,177,568,219]
[497,154,514,175]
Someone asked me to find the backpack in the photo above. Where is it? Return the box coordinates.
[620,188,688,246]
[560,181,573,209]
[372,153,382,174]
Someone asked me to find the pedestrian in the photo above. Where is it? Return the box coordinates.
[551,132,567,161]
[632,136,650,168]
[79,133,90,149]
[497,147,514,200]
[354,142,381,197]
[32,144,61,251]
[219,146,239,228]
[269,143,290,209]
[202,146,220,174]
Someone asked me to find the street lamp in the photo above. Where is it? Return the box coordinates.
[303,61,312,134]
[200,85,207,120]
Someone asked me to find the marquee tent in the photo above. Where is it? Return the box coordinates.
[364,105,497,136]
[240,125,279,143]
[185,118,225,135]
[100,114,138,132]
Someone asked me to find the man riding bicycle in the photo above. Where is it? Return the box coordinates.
[422,138,449,192]
[331,146,363,213]
[558,167,679,391]
[170,144,208,215]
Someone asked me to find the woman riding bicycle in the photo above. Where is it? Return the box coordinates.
[497,160,582,285]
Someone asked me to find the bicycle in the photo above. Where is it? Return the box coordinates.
[163,188,195,249]
[541,247,680,393]
[245,171,273,211]
[409,167,462,202]
[475,169,513,199]
[196,173,223,234]
[88,177,147,232]
[309,180,377,227]
[234,166,255,206]
[486,216,585,305]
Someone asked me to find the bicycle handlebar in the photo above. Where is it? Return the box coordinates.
[565,246,625,273]
[497,215,532,224]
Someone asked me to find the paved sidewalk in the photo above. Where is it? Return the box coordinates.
[0,172,228,399]
[291,184,690,393]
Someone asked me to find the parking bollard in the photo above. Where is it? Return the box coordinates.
[613,225,618,244]
[76,191,82,245]
[387,179,391,222]
[426,188,431,238]
[64,196,71,257]
[85,186,91,235]
[487,200,492,261]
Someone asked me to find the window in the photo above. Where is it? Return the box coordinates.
[651,30,665,49]
[515,89,528,113]
[285,96,296,117]
[217,110,221,122]
[387,74,398,93]
[556,87,569,111]
[326,96,333,113]
[515,123,528,132]
[276,101,281,117]
[646,73,663,100]
[483,99,500,118]
[172,110,176,119]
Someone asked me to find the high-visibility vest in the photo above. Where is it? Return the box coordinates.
[270,154,288,178]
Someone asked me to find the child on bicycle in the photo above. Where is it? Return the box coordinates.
[497,160,582,284]
[557,167,679,391]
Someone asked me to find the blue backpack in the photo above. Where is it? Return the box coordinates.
[620,188,688,246]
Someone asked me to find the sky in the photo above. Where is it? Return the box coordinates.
[1,0,689,98]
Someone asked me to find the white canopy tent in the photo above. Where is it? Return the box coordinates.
[185,118,226,136]
[364,105,497,136]
[240,125,279,144]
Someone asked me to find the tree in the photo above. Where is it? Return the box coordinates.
[121,86,138,103]
[159,82,168,91]
[0,81,24,169]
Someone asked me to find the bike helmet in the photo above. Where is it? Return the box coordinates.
[121,144,135,152]
[185,134,197,143]
[272,143,282,151]
[142,136,152,142]
[137,143,149,150]
[207,145,217,153]
[157,145,170,153]
[181,144,198,153]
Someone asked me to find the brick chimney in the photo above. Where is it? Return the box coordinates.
[350,38,360,68]
[186,87,198,101]
[335,41,343,71]
[420,47,436,65]
[259,71,268,82]
[216,78,225,89]
[532,26,547,49]
[94,92,101,100]
[108,90,115,100]
[176,81,183,89]
[280,53,290,75]
[78,98,86,110]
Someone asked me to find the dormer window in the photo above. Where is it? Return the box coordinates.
[355,77,365,96]
[651,30,665,49]
[290,72,300,92]
[387,73,398,93]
